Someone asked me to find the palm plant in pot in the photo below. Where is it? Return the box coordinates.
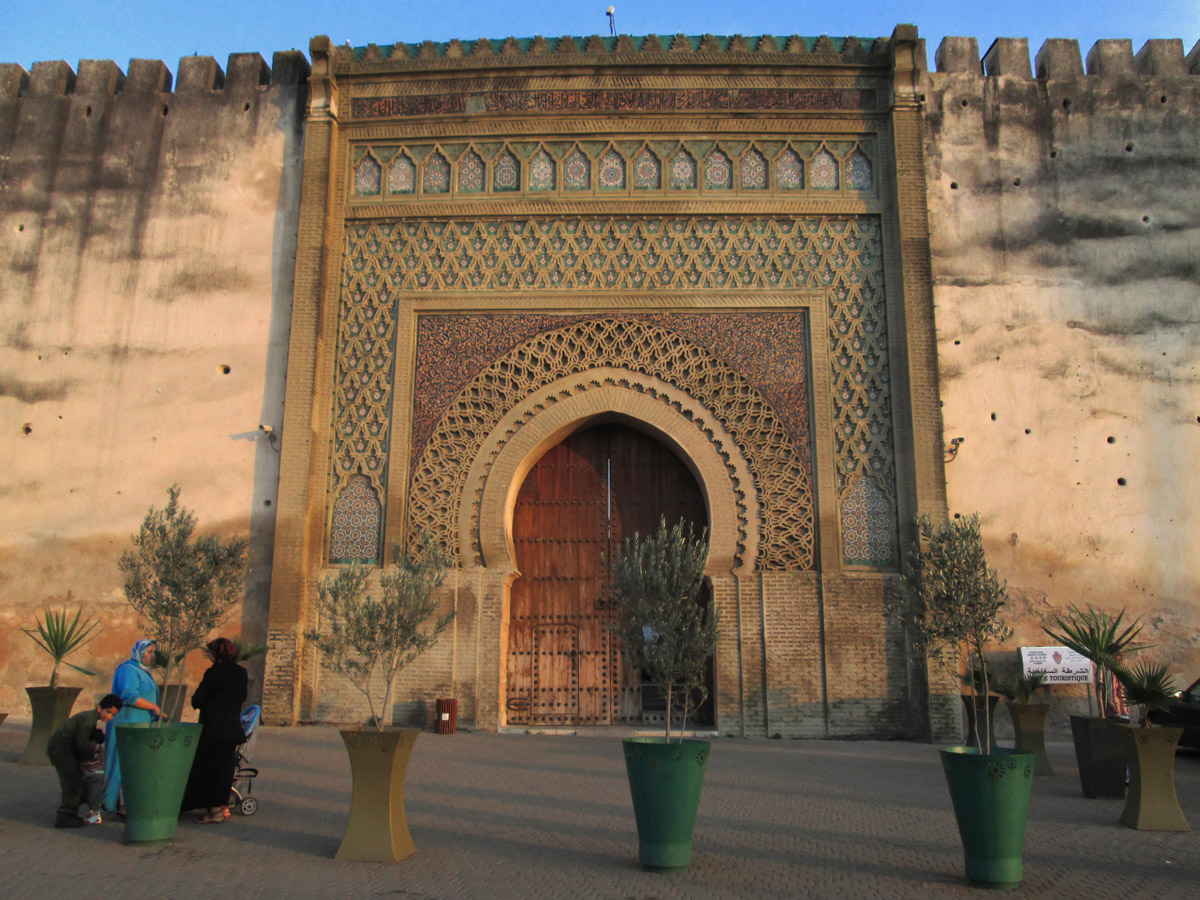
[18,603,101,765]
[994,670,1052,775]
[893,513,1033,889]
[608,516,718,873]
[117,484,248,844]
[306,530,453,862]
[1042,604,1149,798]
[1111,661,1190,831]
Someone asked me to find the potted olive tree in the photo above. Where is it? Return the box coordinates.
[893,513,1033,889]
[1111,661,1190,831]
[306,530,453,862]
[995,670,1053,775]
[18,603,101,765]
[117,484,247,844]
[608,516,718,873]
[1043,604,1149,798]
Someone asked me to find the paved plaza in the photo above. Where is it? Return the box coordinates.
[1,716,1197,899]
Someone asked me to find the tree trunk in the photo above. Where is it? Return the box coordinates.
[664,684,673,742]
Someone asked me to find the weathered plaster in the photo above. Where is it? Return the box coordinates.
[923,37,1200,691]
[0,53,307,712]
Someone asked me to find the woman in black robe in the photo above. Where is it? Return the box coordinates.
[184,637,248,823]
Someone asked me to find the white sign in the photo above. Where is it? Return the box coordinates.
[1020,646,1092,684]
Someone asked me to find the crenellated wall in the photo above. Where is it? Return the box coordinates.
[922,35,1200,729]
[0,51,308,713]
[2,25,1199,736]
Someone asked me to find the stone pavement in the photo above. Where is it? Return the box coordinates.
[1,716,1197,899]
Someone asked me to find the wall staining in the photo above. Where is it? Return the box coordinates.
[0,53,308,713]
[923,37,1200,681]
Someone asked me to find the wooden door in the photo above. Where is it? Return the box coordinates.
[506,423,707,726]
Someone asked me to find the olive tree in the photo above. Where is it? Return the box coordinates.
[608,516,717,743]
[119,485,248,720]
[307,531,453,730]
[892,513,1012,753]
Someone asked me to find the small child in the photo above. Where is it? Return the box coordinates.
[47,694,122,828]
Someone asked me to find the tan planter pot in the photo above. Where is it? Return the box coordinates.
[1117,724,1190,832]
[335,727,420,862]
[1007,702,1053,775]
[18,686,82,765]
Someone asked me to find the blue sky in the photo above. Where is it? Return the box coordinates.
[1,1,1196,73]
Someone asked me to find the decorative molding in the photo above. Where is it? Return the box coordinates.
[328,214,896,569]
[351,87,878,119]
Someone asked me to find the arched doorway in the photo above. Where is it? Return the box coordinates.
[505,422,711,727]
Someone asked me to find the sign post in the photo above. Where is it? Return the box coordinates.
[1019,646,1092,684]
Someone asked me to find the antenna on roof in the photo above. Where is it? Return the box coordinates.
[606,6,616,36]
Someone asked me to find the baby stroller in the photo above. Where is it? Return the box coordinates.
[229,705,261,816]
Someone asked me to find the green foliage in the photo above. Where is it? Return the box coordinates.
[958,666,991,696]
[233,638,269,662]
[22,600,102,687]
[306,531,453,730]
[994,670,1048,705]
[1042,604,1150,718]
[1113,660,1177,727]
[892,514,1012,753]
[607,517,717,743]
[119,485,248,714]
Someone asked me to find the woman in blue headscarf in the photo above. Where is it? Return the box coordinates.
[101,639,163,814]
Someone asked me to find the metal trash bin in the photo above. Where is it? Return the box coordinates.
[435,698,458,734]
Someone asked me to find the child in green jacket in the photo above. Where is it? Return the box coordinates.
[48,694,122,828]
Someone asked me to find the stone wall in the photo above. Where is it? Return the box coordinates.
[922,36,1200,695]
[0,52,307,715]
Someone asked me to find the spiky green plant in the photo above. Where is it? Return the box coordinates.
[307,530,453,730]
[1113,661,1177,727]
[22,601,101,687]
[120,485,248,722]
[1042,605,1150,718]
[994,670,1048,705]
[233,638,269,663]
[891,514,1012,754]
[607,516,717,744]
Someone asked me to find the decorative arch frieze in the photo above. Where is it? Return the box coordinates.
[407,317,814,570]
[465,374,756,574]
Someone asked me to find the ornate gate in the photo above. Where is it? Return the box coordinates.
[505,423,707,726]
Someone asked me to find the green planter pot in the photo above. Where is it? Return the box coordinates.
[1007,702,1053,775]
[116,722,202,845]
[18,686,82,765]
[1116,724,1190,832]
[622,737,710,873]
[1069,715,1126,799]
[336,727,420,862]
[940,746,1035,889]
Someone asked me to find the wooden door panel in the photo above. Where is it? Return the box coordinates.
[533,624,578,724]
[507,424,707,726]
